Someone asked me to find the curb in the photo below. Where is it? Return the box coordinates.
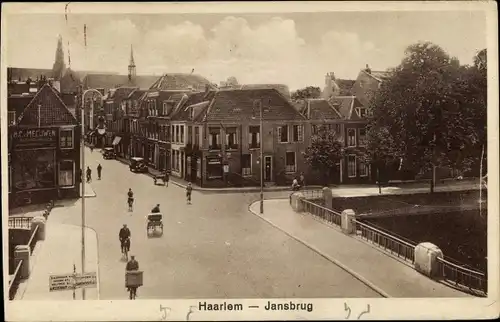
[247,199,391,298]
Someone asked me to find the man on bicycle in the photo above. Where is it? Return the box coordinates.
[127,189,134,210]
[126,255,140,298]
[119,224,131,254]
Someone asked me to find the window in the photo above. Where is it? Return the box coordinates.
[59,160,75,187]
[60,128,74,149]
[194,127,200,146]
[8,111,16,125]
[180,125,184,144]
[347,128,356,147]
[328,124,341,134]
[187,126,192,144]
[209,127,221,150]
[249,126,260,149]
[242,154,252,176]
[278,125,289,143]
[226,127,238,149]
[285,152,296,173]
[359,159,369,177]
[311,124,318,135]
[166,125,171,142]
[357,107,368,118]
[163,102,168,115]
[348,155,357,178]
[359,128,367,147]
[292,125,303,142]
[175,125,179,143]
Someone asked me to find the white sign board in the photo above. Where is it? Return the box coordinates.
[75,272,97,289]
[49,272,97,292]
[223,165,229,173]
[49,274,75,292]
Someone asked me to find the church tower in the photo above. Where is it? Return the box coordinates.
[52,35,66,81]
[128,45,136,81]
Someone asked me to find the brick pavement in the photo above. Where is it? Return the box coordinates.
[249,199,471,298]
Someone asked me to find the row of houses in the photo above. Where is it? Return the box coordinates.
[94,65,388,188]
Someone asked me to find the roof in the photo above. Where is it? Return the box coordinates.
[17,83,77,126]
[302,99,342,120]
[149,73,212,91]
[200,88,305,122]
[239,84,291,100]
[107,87,138,102]
[83,74,158,92]
[171,91,216,121]
[8,95,35,114]
[8,67,53,81]
[329,96,365,120]
[125,89,147,101]
[363,70,390,82]
[336,79,356,96]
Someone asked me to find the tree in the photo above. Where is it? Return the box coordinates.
[52,35,66,80]
[291,86,321,100]
[226,76,239,86]
[303,126,344,185]
[367,42,483,192]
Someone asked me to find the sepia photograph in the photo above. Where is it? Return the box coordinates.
[2,1,498,321]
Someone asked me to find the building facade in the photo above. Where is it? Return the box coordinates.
[8,83,81,207]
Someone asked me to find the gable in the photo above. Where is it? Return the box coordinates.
[17,84,77,127]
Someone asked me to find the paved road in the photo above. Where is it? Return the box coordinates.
[57,147,381,299]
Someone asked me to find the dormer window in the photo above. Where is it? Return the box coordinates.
[356,107,368,118]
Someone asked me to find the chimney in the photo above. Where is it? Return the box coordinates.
[365,64,371,74]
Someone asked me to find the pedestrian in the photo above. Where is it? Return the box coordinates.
[90,145,94,153]
[164,172,169,187]
[97,164,102,180]
[299,172,305,188]
[186,182,193,205]
[86,166,92,183]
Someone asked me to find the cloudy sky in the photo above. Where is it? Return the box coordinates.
[4,7,487,90]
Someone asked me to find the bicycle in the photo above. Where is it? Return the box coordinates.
[121,238,130,260]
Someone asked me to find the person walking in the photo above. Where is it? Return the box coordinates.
[90,145,94,153]
[186,182,193,205]
[299,172,305,189]
[164,172,170,187]
[86,166,92,183]
[97,164,102,180]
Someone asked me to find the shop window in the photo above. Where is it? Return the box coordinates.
[292,125,303,142]
[285,151,296,173]
[348,155,357,178]
[60,128,74,149]
[278,125,289,143]
[209,127,221,150]
[242,154,252,176]
[249,126,260,149]
[206,158,222,179]
[226,127,238,149]
[347,128,356,147]
[59,160,75,187]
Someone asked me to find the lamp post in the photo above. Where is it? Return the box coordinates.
[80,88,103,300]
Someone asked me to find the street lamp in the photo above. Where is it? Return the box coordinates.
[80,88,103,300]
[252,99,264,214]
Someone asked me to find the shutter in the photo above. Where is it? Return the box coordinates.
[277,126,282,141]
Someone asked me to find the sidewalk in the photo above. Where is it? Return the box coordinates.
[15,205,100,300]
[249,199,471,298]
[115,156,323,192]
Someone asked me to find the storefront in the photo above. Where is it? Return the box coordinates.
[10,127,80,205]
[205,155,223,180]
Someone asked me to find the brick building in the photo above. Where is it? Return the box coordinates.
[8,83,80,207]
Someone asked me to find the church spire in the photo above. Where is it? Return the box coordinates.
[52,35,66,81]
[128,45,136,81]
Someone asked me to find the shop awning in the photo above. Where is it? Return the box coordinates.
[112,136,122,146]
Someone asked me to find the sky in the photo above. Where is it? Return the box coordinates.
[4,8,487,90]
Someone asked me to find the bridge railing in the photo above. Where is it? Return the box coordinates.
[27,225,39,253]
[9,260,23,300]
[437,257,487,294]
[353,219,416,263]
[8,217,33,229]
[301,199,342,227]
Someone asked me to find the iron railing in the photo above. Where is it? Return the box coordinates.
[9,260,23,300]
[353,219,416,263]
[27,225,39,253]
[437,257,487,295]
[301,199,342,227]
[8,217,33,229]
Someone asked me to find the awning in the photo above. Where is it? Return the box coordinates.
[112,136,122,146]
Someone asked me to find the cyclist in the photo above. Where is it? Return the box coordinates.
[119,224,131,255]
[127,189,134,211]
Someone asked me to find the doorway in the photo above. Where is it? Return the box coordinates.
[264,156,272,182]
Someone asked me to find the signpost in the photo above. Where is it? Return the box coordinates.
[49,270,97,297]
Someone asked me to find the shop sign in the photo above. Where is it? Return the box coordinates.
[11,128,57,147]
[207,157,221,165]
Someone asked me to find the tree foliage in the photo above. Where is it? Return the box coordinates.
[303,126,344,183]
[366,42,486,182]
[291,86,321,100]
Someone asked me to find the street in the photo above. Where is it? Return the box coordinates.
[58,147,381,299]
